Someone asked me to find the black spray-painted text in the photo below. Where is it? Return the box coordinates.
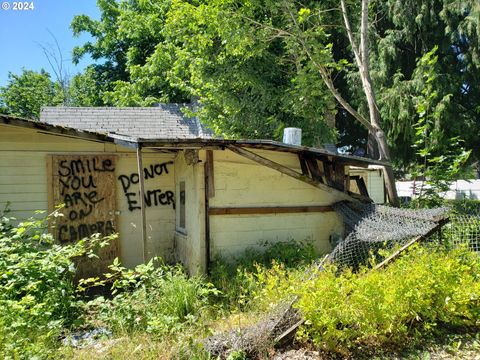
[56,157,116,242]
[118,161,175,211]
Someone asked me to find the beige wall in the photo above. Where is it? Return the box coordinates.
[0,124,175,268]
[349,167,385,204]
[173,148,344,273]
[1,123,348,274]
[208,149,343,259]
[173,150,206,275]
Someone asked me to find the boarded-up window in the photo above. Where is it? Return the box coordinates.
[179,181,186,230]
[47,155,119,278]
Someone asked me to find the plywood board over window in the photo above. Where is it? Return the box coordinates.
[47,155,119,278]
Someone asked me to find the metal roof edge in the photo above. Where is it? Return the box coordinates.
[0,113,114,143]
[137,137,389,166]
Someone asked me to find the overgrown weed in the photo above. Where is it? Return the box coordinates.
[292,245,480,356]
[83,258,219,338]
[209,240,319,312]
[2,208,480,359]
[0,210,113,359]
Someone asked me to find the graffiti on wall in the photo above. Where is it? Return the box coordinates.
[117,161,175,211]
[49,155,119,279]
[51,156,117,243]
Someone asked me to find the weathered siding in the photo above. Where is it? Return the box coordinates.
[173,150,206,275]
[209,149,343,258]
[115,154,175,267]
[0,124,175,268]
[1,123,349,274]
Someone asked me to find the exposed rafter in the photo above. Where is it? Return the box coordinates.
[226,145,371,203]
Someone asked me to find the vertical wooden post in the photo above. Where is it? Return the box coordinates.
[204,150,214,274]
[345,174,351,192]
[333,162,345,191]
[305,155,324,183]
[323,160,333,187]
[298,154,309,176]
[136,146,147,262]
[205,150,215,198]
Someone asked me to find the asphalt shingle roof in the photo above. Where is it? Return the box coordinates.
[40,104,214,140]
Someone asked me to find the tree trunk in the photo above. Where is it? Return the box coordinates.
[283,0,400,205]
[341,0,400,206]
[367,131,379,159]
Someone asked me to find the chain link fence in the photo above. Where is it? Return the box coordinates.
[203,203,480,358]
[330,202,449,270]
[443,215,480,252]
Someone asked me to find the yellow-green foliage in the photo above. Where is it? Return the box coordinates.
[293,246,480,353]
[210,240,318,311]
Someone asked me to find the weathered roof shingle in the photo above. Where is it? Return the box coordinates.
[40,104,214,140]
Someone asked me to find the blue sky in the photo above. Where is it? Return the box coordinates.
[0,0,100,86]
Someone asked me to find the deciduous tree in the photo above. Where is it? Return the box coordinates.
[70,0,480,191]
[0,69,63,119]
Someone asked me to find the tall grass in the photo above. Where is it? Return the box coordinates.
[87,260,218,337]
[209,240,319,311]
[2,209,479,359]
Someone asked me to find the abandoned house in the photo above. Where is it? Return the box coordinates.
[0,106,385,275]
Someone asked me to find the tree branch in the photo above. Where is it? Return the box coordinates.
[316,63,374,131]
[281,3,373,132]
[340,0,362,67]
[360,0,369,67]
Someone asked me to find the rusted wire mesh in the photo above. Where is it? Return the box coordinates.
[203,202,450,358]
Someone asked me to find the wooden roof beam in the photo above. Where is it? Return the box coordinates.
[226,145,371,204]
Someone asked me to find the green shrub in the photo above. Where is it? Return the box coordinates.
[87,259,218,337]
[235,240,318,270]
[209,240,319,311]
[0,211,109,359]
[293,245,480,354]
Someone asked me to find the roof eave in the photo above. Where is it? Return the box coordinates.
[0,114,388,168]
[137,138,389,167]
[0,114,113,144]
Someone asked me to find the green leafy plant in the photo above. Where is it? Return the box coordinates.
[447,199,480,216]
[0,69,64,119]
[86,258,219,338]
[443,215,480,251]
[292,245,480,355]
[209,240,319,311]
[0,209,113,359]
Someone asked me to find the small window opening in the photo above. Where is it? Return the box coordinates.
[179,181,186,230]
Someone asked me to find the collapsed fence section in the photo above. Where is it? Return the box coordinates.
[330,203,449,270]
[203,202,454,358]
[202,204,480,358]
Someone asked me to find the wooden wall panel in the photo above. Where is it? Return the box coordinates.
[48,154,119,278]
